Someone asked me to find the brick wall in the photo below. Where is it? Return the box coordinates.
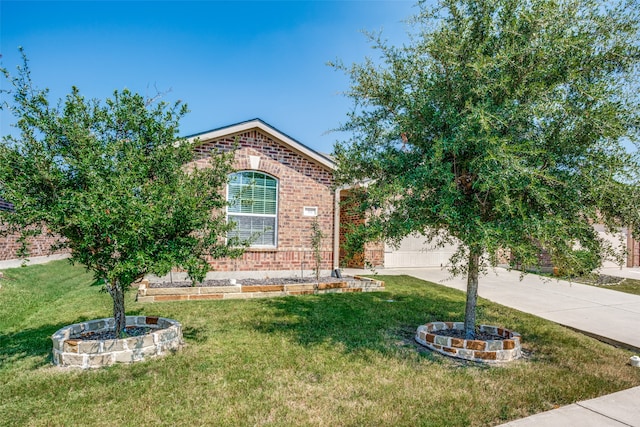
[628,235,640,267]
[193,129,333,187]
[0,225,68,261]
[363,241,385,268]
[510,244,554,272]
[512,233,640,269]
[191,130,336,272]
[338,189,385,268]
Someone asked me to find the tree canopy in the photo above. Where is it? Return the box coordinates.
[332,0,640,338]
[1,53,243,335]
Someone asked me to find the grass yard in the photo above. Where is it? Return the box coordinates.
[574,275,640,297]
[1,261,639,427]
[601,278,640,296]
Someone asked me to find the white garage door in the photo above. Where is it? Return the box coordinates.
[384,225,628,269]
[384,235,458,268]
[594,224,628,268]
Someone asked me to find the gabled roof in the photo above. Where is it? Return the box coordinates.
[186,118,336,170]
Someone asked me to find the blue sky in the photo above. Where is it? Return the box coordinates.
[1,1,417,154]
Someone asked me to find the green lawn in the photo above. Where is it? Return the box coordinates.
[573,275,640,297]
[1,261,639,426]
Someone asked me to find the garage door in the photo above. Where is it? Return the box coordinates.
[384,234,458,268]
[594,224,628,268]
[384,226,629,269]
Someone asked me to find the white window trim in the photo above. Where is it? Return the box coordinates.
[226,171,278,248]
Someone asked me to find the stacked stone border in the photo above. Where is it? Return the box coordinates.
[415,321,522,363]
[136,276,385,302]
[52,316,183,369]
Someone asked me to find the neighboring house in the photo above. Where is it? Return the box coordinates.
[629,236,640,267]
[595,224,638,268]
[0,198,67,261]
[531,225,639,270]
[336,180,640,270]
[0,229,65,261]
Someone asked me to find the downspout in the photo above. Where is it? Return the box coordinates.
[333,187,343,270]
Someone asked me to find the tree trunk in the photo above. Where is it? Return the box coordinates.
[464,249,480,340]
[106,281,126,337]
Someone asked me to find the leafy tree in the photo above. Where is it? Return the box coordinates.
[1,53,244,336]
[310,216,325,290]
[332,0,640,338]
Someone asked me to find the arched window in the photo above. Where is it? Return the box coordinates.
[227,171,278,247]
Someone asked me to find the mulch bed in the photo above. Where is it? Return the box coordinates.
[434,328,506,341]
[71,326,152,341]
[149,276,345,288]
[577,274,624,285]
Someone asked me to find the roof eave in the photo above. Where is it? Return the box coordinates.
[186,119,336,171]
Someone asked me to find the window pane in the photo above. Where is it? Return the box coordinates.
[253,200,265,213]
[253,186,266,199]
[227,171,278,246]
[265,187,276,199]
[264,200,276,215]
[228,215,276,246]
[239,199,254,214]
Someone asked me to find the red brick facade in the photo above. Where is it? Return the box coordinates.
[191,127,336,272]
[628,234,640,267]
[338,189,384,268]
[512,234,640,270]
[0,226,68,261]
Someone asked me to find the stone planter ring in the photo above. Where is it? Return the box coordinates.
[415,321,522,363]
[52,316,183,369]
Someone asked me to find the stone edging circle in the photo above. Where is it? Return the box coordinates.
[52,316,183,369]
[415,321,522,363]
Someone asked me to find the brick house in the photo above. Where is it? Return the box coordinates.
[0,198,68,261]
[0,227,66,261]
[188,118,390,274]
[2,118,637,271]
[187,119,344,274]
[0,118,351,273]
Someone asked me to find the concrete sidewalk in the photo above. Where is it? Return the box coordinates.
[500,386,640,426]
[0,254,70,270]
[344,266,640,426]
